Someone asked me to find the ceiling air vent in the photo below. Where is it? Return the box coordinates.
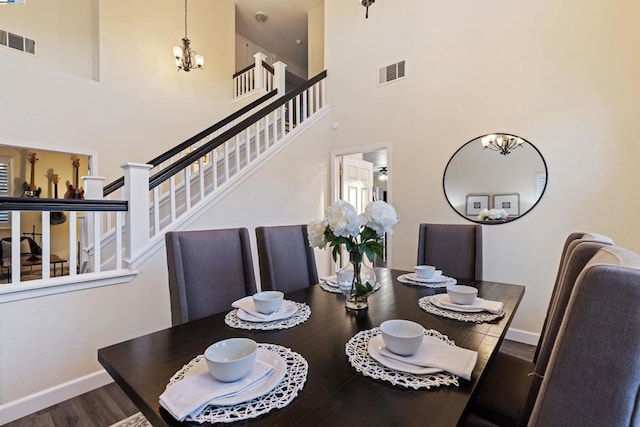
[378,60,406,86]
[1,30,36,55]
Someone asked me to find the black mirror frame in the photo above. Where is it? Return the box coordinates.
[442,133,548,225]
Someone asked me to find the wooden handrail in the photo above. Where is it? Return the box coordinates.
[103,89,278,197]
[262,61,274,74]
[148,70,327,191]
[0,197,128,212]
[232,63,255,79]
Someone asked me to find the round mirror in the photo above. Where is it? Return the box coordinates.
[443,133,548,224]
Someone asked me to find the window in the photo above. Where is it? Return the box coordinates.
[0,156,11,226]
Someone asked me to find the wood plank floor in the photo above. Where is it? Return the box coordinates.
[4,340,535,427]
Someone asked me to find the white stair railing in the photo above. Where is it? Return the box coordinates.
[233,53,274,98]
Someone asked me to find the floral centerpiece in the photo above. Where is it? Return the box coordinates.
[308,199,399,309]
[477,208,508,221]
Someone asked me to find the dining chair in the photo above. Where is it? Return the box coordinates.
[165,228,257,326]
[417,223,482,280]
[528,245,640,426]
[255,224,318,293]
[470,237,613,426]
[533,231,614,363]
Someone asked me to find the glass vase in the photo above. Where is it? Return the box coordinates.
[337,249,376,310]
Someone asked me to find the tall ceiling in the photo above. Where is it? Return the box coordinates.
[235,0,323,77]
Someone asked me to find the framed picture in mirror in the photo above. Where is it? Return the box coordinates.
[465,195,489,216]
[493,193,520,216]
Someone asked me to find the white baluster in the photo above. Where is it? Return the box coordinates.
[41,212,50,280]
[115,211,122,270]
[11,211,20,284]
[69,211,78,275]
[93,211,101,273]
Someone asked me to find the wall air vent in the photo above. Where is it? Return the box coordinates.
[1,30,35,55]
[378,60,406,86]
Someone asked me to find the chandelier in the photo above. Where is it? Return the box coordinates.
[173,0,204,72]
[360,0,375,18]
[481,134,524,156]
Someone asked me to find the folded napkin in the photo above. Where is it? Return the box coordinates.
[160,359,274,421]
[431,294,504,314]
[379,335,478,380]
[232,296,293,321]
[321,275,339,287]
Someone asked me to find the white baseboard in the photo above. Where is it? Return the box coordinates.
[0,369,113,425]
[506,327,540,346]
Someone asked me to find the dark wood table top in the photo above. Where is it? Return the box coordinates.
[98,269,525,427]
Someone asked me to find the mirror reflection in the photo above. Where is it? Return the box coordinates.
[443,133,547,224]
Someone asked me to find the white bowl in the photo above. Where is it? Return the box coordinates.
[379,319,425,356]
[252,291,284,314]
[447,285,478,305]
[205,338,257,382]
[414,265,436,279]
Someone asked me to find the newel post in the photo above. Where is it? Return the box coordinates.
[121,162,152,264]
[273,61,287,98]
[253,52,267,91]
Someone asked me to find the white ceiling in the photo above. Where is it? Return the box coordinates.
[235,0,324,77]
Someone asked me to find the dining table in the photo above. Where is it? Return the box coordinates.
[98,268,525,426]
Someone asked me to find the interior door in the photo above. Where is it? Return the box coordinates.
[339,156,374,267]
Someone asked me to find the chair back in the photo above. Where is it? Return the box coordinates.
[417,223,482,280]
[520,239,612,425]
[528,245,640,427]
[256,225,318,293]
[165,228,257,325]
[534,232,614,363]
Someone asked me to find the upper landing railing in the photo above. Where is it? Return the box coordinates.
[233,53,275,98]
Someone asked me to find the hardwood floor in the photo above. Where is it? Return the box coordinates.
[3,383,138,427]
[3,340,535,427]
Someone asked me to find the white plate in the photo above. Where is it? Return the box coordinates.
[367,335,443,375]
[429,295,484,313]
[236,300,298,322]
[403,273,448,283]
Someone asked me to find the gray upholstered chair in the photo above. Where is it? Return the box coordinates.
[470,233,613,426]
[417,223,482,280]
[165,228,257,326]
[255,225,318,293]
[529,245,640,426]
[533,232,614,363]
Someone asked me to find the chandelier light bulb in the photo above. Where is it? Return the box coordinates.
[480,134,523,156]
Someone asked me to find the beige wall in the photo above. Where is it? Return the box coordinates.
[0,0,98,80]
[307,3,324,77]
[325,0,640,335]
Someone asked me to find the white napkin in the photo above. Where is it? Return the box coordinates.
[159,359,274,421]
[232,296,292,321]
[379,335,478,380]
[321,275,339,287]
[431,293,504,314]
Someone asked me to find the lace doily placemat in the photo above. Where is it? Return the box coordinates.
[418,296,505,323]
[319,281,381,294]
[397,273,457,288]
[167,343,308,424]
[345,328,459,390]
[225,302,311,330]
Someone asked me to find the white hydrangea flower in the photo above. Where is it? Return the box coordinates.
[363,201,399,237]
[477,208,490,221]
[307,219,327,248]
[325,199,365,238]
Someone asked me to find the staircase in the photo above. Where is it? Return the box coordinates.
[0,60,328,302]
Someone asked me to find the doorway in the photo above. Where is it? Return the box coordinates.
[331,144,392,269]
